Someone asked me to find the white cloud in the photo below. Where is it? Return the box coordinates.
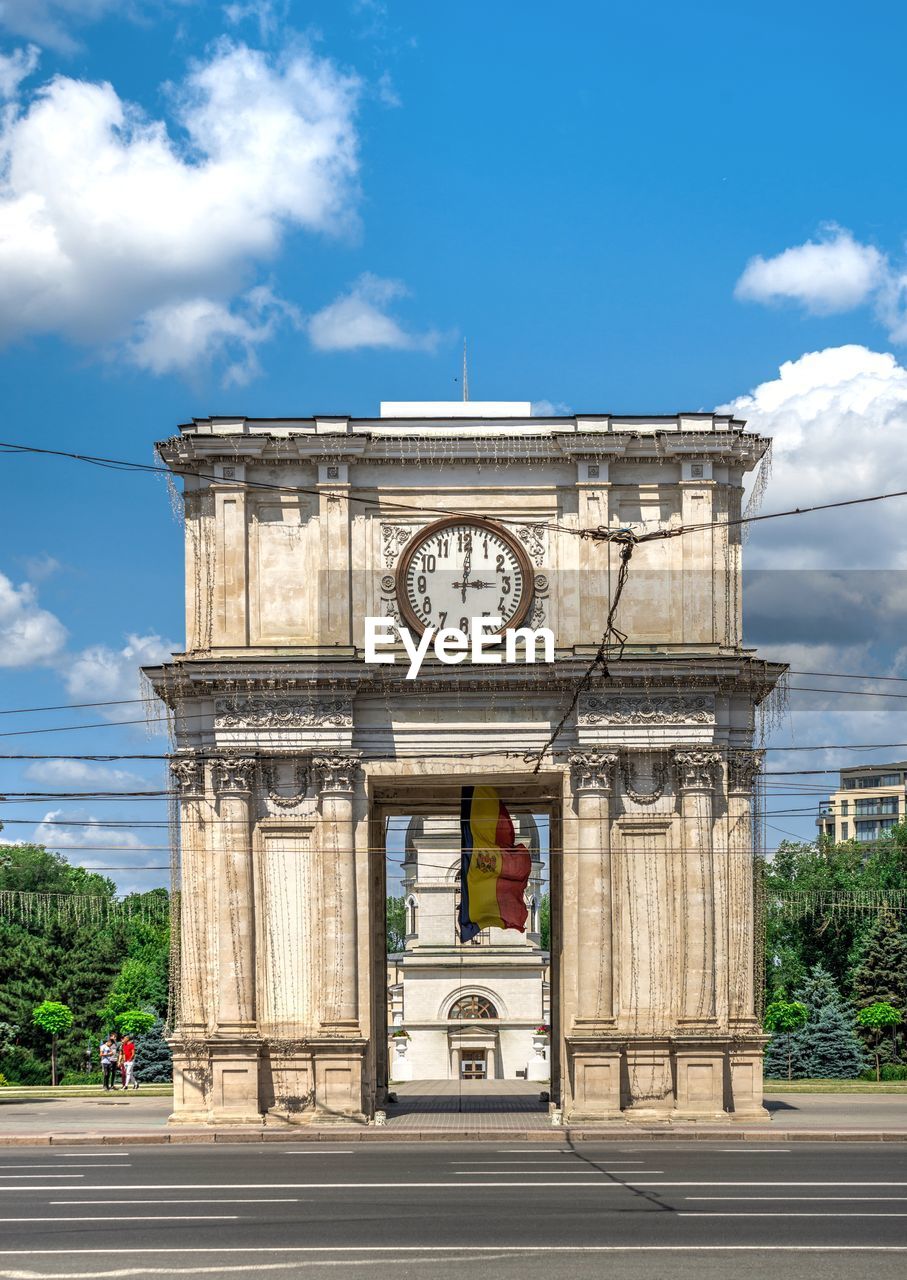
[308,273,439,352]
[23,759,150,789]
[20,551,61,581]
[128,286,300,385]
[62,632,174,714]
[0,2,188,55]
[0,571,67,667]
[735,226,886,315]
[223,1,282,41]
[0,39,361,375]
[0,44,39,98]
[32,809,148,851]
[720,345,907,569]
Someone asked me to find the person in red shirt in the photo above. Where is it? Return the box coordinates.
[122,1035,137,1090]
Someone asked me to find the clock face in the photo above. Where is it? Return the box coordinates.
[396,517,533,636]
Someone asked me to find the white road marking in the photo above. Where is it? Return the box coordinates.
[0,1176,83,1180]
[625,1181,907,1187]
[0,1181,629,1192]
[284,1152,355,1156]
[716,1149,790,1153]
[55,1154,130,1159]
[1,1246,907,1258]
[679,1212,907,1218]
[0,1217,239,1223]
[686,1196,907,1202]
[51,1200,301,1205]
[454,1170,606,1176]
[0,1166,129,1170]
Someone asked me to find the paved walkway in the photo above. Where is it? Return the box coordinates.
[1,1081,905,1141]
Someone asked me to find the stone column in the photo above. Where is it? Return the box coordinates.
[169,753,207,1037]
[314,752,361,1029]
[726,749,769,1118]
[568,749,619,1026]
[205,754,261,1124]
[211,755,258,1035]
[564,750,622,1121]
[168,752,210,1124]
[672,749,725,1119]
[674,749,721,1024]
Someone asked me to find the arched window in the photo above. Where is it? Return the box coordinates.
[407,896,417,936]
[449,994,498,1020]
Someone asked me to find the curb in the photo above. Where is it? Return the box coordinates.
[1,1128,906,1145]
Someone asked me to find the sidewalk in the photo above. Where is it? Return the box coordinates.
[1,1081,905,1144]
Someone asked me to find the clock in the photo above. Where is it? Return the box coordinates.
[396,517,534,635]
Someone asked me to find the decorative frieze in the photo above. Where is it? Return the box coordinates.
[215,696,353,729]
[170,754,204,797]
[620,752,669,804]
[580,694,714,726]
[569,749,619,792]
[674,750,722,792]
[313,753,362,794]
[211,756,257,795]
[728,749,764,794]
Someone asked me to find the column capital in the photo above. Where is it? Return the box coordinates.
[674,749,721,792]
[728,748,764,794]
[569,749,619,793]
[170,753,204,798]
[313,752,362,795]
[211,755,256,795]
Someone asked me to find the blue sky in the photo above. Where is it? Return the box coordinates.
[2,0,907,888]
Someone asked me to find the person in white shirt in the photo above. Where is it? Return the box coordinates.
[99,1036,116,1091]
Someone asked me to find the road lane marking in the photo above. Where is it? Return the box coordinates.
[686,1196,907,1201]
[0,1181,632,1192]
[0,1216,240,1223]
[2,1246,907,1257]
[55,1154,130,1158]
[0,1175,84,1180]
[0,1165,130,1170]
[51,1199,302,1205]
[716,1149,790,1153]
[623,1181,907,1187]
[284,1151,355,1156]
[679,1212,907,1217]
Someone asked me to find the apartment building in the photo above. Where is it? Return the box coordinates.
[817,763,907,843]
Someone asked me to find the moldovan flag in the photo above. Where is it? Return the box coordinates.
[459,785,532,942]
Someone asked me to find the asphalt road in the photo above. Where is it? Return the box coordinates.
[0,1141,904,1279]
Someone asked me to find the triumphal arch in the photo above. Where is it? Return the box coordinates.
[147,400,783,1125]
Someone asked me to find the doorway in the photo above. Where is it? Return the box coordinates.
[460,1050,487,1080]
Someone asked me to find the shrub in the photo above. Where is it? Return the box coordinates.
[58,1071,103,1086]
[0,1074,7,1087]
[880,1063,907,1081]
[0,1046,46,1085]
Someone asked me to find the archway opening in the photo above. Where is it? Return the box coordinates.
[373,783,558,1121]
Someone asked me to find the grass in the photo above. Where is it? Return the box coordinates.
[768,1079,907,1093]
[0,1083,173,1100]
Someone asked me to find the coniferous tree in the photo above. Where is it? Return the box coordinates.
[851,910,907,1065]
[134,1016,173,1083]
[796,964,865,1080]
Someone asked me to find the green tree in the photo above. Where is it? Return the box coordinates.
[115,1010,156,1037]
[850,910,907,1064]
[798,965,865,1079]
[764,830,907,998]
[539,892,550,951]
[857,1002,903,1081]
[386,896,406,954]
[31,1001,73,1086]
[764,998,808,1081]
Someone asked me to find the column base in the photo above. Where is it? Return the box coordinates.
[565,1035,623,1121]
[671,1036,729,1119]
[206,1038,263,1125]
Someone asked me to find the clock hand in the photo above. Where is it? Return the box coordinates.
[459,545,471,603]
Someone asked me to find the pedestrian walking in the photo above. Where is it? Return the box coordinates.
[122,1034,138,1090]
[99,1034,116,1091]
